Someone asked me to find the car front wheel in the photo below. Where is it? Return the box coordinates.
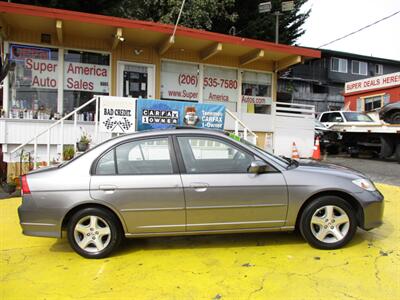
[299,196,357,249]
[67,207,122,258]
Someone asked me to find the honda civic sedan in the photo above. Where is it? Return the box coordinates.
[18,129,384,258]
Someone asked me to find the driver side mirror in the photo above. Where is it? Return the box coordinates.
[248,160,268,174]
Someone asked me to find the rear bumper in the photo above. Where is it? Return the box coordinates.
[355,189,384,230]
[18,195,62,238]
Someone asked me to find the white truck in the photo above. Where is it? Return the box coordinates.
[318,111,400,162]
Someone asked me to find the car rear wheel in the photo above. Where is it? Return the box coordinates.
[299,196,357,249]
[67,207,122,258]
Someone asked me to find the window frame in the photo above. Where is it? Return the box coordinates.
[331,57,348,73]
[351,60,368,75]
[375,64,383,75]
[4,40,112,116]
[172,133,278,174]
[92,135,180,176]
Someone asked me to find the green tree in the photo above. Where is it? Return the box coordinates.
[111,0,237,31]
[225,0,310,45]
[8,0,124,15]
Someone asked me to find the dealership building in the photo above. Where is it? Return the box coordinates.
[0,2,320,174]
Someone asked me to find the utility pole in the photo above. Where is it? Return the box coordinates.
[258,1,294,44]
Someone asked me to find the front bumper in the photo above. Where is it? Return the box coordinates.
[355,189,384,230]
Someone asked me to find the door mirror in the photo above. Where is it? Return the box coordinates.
[248,161,268,174]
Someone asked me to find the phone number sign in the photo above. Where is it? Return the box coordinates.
[203,66,239,103]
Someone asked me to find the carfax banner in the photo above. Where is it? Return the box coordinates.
[136,99,225,131]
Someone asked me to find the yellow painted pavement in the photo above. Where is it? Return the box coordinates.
[0,184,399,300]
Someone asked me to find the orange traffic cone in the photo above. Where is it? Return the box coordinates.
[292,142,300,160]
[312,137,321,160]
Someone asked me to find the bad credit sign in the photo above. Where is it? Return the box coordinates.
[345,72,400,94]
[99,97,136,133]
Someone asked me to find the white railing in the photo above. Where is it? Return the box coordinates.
[274,101,315,119]
[11,97,99,169]
[225,109,258,144]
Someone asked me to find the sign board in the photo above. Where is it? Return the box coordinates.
[136,99,225,131]
[10,44,51,61]
[282,1,294,11]
[258,2,272,13]
[203,66,239,103]
[241,95,272,105]
[23,58,58,89]
[160,61,199,101]
[345,72,400,94]
[99,96,136,133]
[64,62,110,93]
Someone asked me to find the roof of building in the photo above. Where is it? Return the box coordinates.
[318,49,400,65]
[0,1,320,65]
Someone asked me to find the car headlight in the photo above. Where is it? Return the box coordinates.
[352,178,376,191]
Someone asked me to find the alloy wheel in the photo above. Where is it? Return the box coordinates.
[73,215,111,253]
[310,205,350,243]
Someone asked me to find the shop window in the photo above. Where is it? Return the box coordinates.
[351,60,368,75]
[241,71,272,114]
[63,50,110,121]
[331,57,347,73]
[8,44,59,119]
[364,96,382,111]
[203,66,238,112]
[160,61,200,101]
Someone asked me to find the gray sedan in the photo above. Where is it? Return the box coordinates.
[18,129,384,258]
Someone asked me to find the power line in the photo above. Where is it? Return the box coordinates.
[318,10,400,48]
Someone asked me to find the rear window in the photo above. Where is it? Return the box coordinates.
[343,112,373,122]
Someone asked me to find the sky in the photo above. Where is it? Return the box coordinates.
[297,0,400,61]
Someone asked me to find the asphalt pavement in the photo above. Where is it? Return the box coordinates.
[323,154,400,186]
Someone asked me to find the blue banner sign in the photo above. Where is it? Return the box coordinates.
[136,99,225,131]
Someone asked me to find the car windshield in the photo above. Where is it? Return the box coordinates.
[342,112,374,122]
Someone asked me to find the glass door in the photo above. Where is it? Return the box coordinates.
[117,62,155,98]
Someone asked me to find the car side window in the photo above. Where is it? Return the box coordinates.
[95,137,173,175]
[328,112,343,122]
[96,150,116,175]
[320,113,330,122]
[177,136,254,174]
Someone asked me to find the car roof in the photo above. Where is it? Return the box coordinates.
[111,128,229,142]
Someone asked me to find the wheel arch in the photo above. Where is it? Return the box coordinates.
[295,190,364,229]
[61,202,127,236]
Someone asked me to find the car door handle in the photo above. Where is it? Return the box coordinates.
[99,185,117,194]
[190,183,209,192]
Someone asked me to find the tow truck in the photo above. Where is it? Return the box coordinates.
[318,111,400,162]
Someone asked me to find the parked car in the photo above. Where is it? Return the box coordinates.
[379,102,400,124]
[18,129,384,258]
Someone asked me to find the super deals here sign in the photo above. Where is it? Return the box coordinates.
[99,97,136,133]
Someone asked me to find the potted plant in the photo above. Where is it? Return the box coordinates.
[1,173,17,195]
[63,146,75,161]
[77,130,91,152]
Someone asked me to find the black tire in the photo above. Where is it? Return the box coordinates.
[389,111,400,124]
[395,142,400,163]
[67,207,122,259]
[299,196,358,249]
[379,135,394,158]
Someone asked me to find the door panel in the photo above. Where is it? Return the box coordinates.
[90,175,185,233]
[90,136,185,234]
[182,173,288,231]
[175,135,288,231]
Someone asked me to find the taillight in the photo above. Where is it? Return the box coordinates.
[21,175,31,195]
